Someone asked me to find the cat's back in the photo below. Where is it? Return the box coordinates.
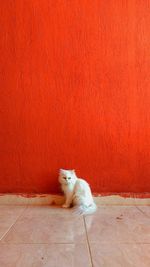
[74,178,93,200]
[75,178,90,189]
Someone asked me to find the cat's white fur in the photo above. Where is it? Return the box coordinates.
[59,169,97,215]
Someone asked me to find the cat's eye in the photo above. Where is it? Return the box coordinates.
[68,177,71,180]
[63,177,66,180]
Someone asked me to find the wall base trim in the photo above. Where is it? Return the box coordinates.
[0,193,149,206]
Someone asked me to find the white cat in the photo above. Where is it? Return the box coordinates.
[59,169,97,215]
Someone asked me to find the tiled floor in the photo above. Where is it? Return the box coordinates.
[0,205,149,266]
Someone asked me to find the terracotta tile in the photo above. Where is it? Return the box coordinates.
[85,206,150,243]
[2,206,86,243]
[90,243,150,267]
[0,243,91,267]
[0,206,26,240]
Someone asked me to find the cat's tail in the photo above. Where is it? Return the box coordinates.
[73,203,97,215]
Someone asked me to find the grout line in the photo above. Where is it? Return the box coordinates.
[0,205,28,241]
[135,206,150,218]
[1,241,150,245]
[83,216,94,267]
[0,242,78,245]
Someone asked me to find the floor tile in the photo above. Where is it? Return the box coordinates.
[23,205,74,215]
[0,243,91,267]
[85,206,150,243]
[0,206,26,241]
[2,206,86,243]
[90,243,150,267]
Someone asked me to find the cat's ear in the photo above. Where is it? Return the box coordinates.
[71,169,75,173]
[59,168,67,174]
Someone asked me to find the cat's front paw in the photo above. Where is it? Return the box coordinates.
[62,204,70,208]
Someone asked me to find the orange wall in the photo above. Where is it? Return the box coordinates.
[0,0,150,194]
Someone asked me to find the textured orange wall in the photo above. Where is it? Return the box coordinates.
[0,0,150,193]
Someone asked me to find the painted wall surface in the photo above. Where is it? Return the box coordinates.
[0,0,150,193]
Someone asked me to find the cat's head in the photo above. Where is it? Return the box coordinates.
[59,169,77,185]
